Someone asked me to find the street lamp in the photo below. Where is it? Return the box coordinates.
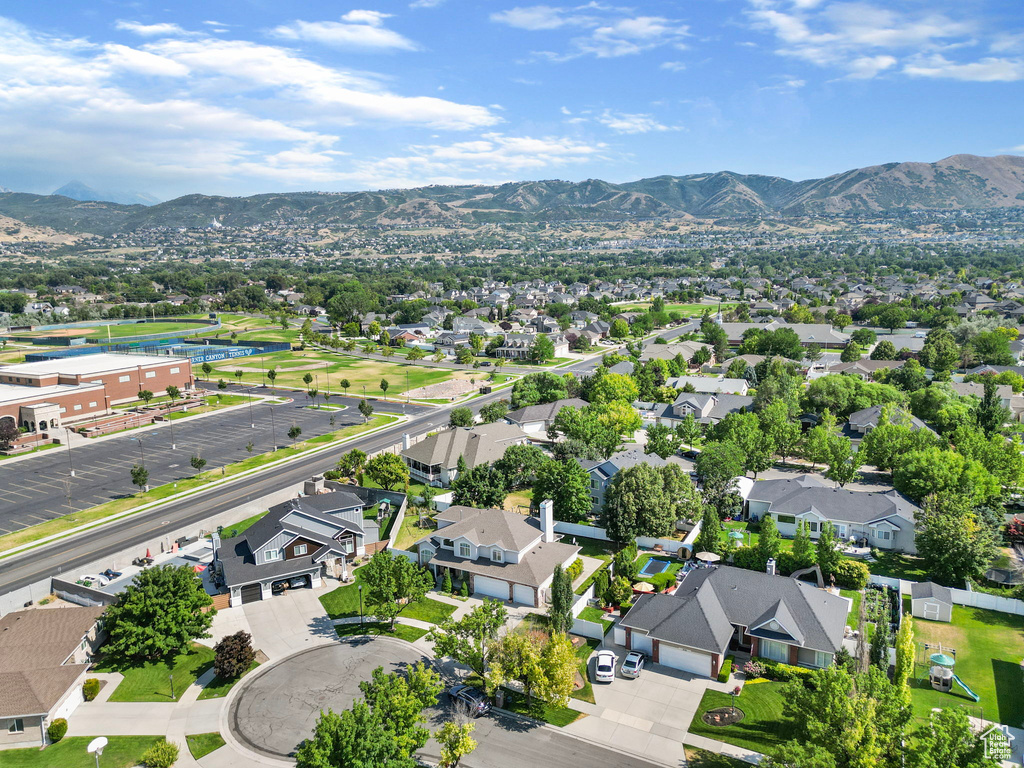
[169,673,175,700]
[64,426,75,477]
[270,406,277,450]
[358,583,364,625]
[167,412,176,450]
[128,436,146,468]
[246,386,255,428]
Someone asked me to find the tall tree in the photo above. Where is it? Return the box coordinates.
[548,565,574,636]
[977,377,1010,437]
[915,493,998,586]
[757,513,782,564]
[451,463,508,508]
[360,550,434,629]
[693,505,722,556]
[816,521,841,579]
[428,600,508,677]
[365,452,410,491]
[532,459,591,523]
[436,722,477,768]
[358,662,442,758]
[791,520,815,568]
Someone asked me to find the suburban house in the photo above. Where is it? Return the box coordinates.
[910,581,954,622]
[640,341,715,366]
[504,397,589,435]
[582,448,668,513]
[847,405,932,435]
[493,333,570,359]
[410,501,579,606]
[745,474,920,553]
[0,606,105,749]
[638,392,755,427]
[615,566,847,678]
[828,359,905,379]
[215,480,401,606]
[665,376,750,396]
[401,422,530,487]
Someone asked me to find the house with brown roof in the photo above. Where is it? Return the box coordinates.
[0,606,105,749]
[401,423,530,487]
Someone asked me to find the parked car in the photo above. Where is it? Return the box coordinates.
[621,651,645,679]
[447,685,491,717]
[480,361,492,367]
[594,650,617,683]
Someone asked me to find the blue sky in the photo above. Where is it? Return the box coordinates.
[1,0,1022,199]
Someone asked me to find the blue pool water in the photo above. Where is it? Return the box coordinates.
[639,558,670,577]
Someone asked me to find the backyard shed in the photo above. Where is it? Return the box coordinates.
[911,581,953,622]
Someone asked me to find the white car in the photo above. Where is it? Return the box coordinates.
[621,651,646,679]
[594,650,617,683]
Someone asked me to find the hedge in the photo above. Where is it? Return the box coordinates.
[83,678,100,701]
[746,656,815,683]
[831,558,870,590]
[717,655,734,683]
[47,718,67,743]
[575,559,613,596]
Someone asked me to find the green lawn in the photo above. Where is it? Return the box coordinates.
[0,736,164,768]
[94,644,216,702]
[219,511,267,539]
[720,520,794,552]
[688,682,793,757]
[400,597,457,624]
[685,747,752,768]
[634,552,685,584]
[186,732,226,760]
[841,589,862,630]
[571,637,602,704]
[197,660,260,700]
[334,621,429,643]
[392,510,436,551]
[862,551,928,581]
[500,687,584,727]
[571,536,614,561]
[578,606,613,625]
[910,606,1024,727]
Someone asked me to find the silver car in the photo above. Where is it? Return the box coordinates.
[621,651,645,679]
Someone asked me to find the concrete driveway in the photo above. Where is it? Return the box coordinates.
[565,641,735,765]
[240,582,338,660]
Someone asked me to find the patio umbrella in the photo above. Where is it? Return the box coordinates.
[930,653,955,667]
[695,551,721,563]
[728,531,745,541]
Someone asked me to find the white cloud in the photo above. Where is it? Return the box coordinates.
[596,110,673,134]
[660,60,687,71]
[744,0,1024,82]
[102,44,190,77]
[903,54,1024,82]
[271,13,417,51]
[410,0,446,7]
[114,20,189,37]
[492,4,689,59]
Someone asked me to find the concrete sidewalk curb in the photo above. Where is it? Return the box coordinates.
[0,412,407,562]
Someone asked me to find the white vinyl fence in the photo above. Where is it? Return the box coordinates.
[868,575,1024,616]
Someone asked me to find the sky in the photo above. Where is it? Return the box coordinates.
[1,0,1023,200]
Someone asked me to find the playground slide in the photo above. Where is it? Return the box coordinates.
[952,675,981,702]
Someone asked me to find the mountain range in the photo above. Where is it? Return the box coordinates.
[1,153,1023,236]
[52,181,161,207]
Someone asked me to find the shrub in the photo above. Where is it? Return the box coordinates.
[460,580,470,597]
[213,631,256,680]
[648,571,676,592]
[731,546,766,572]
[750,656,814,683]
[613,543,639,582]
[566,558,584,581]
[832,558,870,590]
[742,660,766,679]
[606,575,633,606]
[83,678,100,701]
[142,739,180,768]
[576,560,612,597]
[47,718,67,743]
[442,569,453,595]
[717,655,735,683]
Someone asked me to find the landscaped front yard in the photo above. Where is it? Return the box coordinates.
[910,605,1024,727]
[688,681,792,757]
[197,660,260,700]
[335,621,429,643]
[0,736,164,768]
[319,570,455,625]
[94,644,215,702]
[186,733,226,760]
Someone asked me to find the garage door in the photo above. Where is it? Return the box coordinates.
[512,584,535,606]
[614,627,626,646]
[629,630,653,654]
[52,683,84,722]
[474,576,509,601]
[240,583,263,604]
[658,643,712,677]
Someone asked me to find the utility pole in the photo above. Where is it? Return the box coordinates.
[168,412,176,450]
[64,427,75,477]
[270,406,277,450]
[247,387,255,428]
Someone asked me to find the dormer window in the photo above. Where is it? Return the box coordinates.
[265,549,281,562]
[492,549,503,562]
[459,542,471,558]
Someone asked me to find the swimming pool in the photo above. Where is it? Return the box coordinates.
[639,558,671,577]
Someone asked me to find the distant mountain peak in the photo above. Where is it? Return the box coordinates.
[52,180,161,207]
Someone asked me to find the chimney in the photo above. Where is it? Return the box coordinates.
[766,558,776,576]
[304,475,325,495]
[540,499,555,543]
[403,432,411,450]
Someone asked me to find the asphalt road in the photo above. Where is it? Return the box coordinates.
[0,355,608,596]
[0,384,429,535]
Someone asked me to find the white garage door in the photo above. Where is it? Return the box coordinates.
[513,583,535,606]
[630,630,653,654]
[52,683,85,722]
[614,626,626,646]
[658,643,713,677]
[474,575,510,601]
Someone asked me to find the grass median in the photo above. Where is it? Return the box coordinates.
[0,414,398,556]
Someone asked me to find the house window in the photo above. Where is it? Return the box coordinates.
[8,718,24,734]
[118,375,131,382]
[806,521,819,533]
[836,525,847,538]
[777,514,796,525]
[442,538,454,547]
[170,367,180,374]
[491,549,503,562]
[145,371,156,379]
[875,529,891,541]
[759,639,789,663]
[73,404,82,411]
[294,544,307,556]
[814,651,832,668]
[89,401,97,408]
[264,549,281,562]
[459,542,471,558]
[342,539,354,554]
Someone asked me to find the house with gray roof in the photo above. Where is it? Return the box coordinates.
[401,422,530,487]
[410,501,579,607]
[504,397,588,435]
[746,474,920,553]
[615,566,848,678]
[638,392,755,428]
[582,448,668,513]
[214,480,402,606]
[847,405,933,435]
[665,375,750,396]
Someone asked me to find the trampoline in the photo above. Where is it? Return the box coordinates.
[639,558,671,577]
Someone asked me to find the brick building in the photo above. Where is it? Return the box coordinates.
[0,353,194,434]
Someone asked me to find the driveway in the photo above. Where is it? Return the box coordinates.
[225,635,668,768]
[240,582,338,660]
[566,640,735,765]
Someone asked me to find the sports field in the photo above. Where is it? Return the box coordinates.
[206,348,485,398]
[18,320,209,340]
